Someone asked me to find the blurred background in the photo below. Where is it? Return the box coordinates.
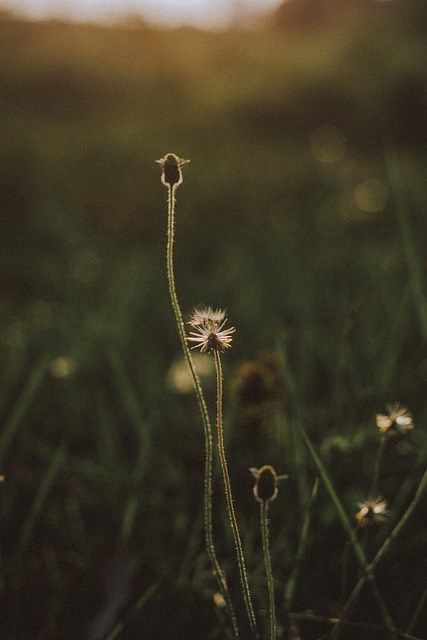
[1,1,427,638]
[0,0,281,27]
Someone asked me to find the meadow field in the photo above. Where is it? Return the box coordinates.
[1,2,427,638]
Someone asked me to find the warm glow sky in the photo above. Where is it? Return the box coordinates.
[1,0,283,27]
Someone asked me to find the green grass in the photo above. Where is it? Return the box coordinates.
[1,5,427,639]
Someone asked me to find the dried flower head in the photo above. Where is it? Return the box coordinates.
[250,465,287,503]
[156,152,190,187]
[356,497,387,528]
[375,403,414,436]
[188,306,226,330]
[187,307,235,354]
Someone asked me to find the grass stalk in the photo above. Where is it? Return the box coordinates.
[284,478,319,615]
[406,583,427,637]
[289,612,424,640]
[214,350,258,639]
[296,421,398,640]
[386,147,427,342]
[105,579,162,640]
[109,351,152,545]
[260,500,276,640]
[337,470,427,639]
[15,443,68,561]
[0,353,50,469]
[165,180,239,638]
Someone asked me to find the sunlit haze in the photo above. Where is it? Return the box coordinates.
[0,0,283,27]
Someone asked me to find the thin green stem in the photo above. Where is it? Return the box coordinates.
[15,444,68,561]
[336,470,427,639]
[296,422,398,640]
[284,478,319,616]
[105,580,162,640]
[290,612,424,640]
[386,147,427,342]
[214,350,259,639]
[0,353,50,469]
[406,582,427,636]
[260,500,276,640]
[166,184,239,638]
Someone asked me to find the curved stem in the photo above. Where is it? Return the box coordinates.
[297,421,397,640]
[214,350,259,639]
[260,500,276,640]
[166,185,239,638]
[334,470,427,640]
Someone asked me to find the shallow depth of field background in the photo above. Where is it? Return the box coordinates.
[1,1,427,638]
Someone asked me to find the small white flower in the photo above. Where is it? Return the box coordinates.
[187,307,235,354]
[356,497,387,527]
[375,403,414,435]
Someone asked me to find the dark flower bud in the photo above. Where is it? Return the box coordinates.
[156,152,190,187]
[250,465,287,503]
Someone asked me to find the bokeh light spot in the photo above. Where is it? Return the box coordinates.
[50,356,76,378]
[167,353,214,393]
[354,178,388,213]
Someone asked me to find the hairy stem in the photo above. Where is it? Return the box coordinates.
[260,500,276,640]
[166,184,239,638]
[214,349,259,639]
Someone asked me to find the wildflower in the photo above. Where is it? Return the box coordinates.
[356,497,387,527]
[156,152,189,187]
[187,307,235,354]
[250,465,287,503]
[188,306,226,330]
[375,403,414,436]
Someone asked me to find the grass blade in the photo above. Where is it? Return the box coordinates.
[0,354,50,469]
[15,443,67,562]
[296,421,398,639]
[283,477,319,615]
[386,147,427,342]
[338,470,427,638]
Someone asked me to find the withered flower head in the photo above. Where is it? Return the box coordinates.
[156,152,190,187]
[356,497,387,528]
[187,307,235,354]
[188,307,226,330]
[250,465,287,503]
[375,403,414,436]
